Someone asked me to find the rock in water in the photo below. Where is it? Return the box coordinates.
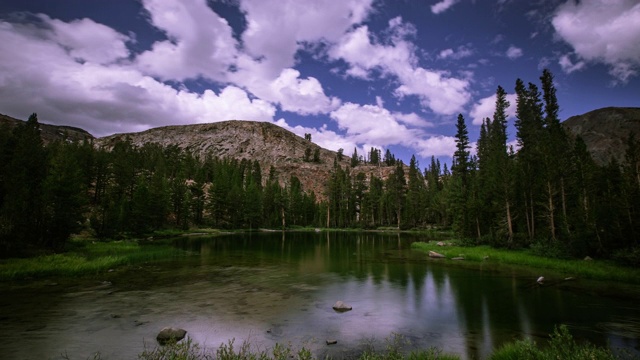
[333,301,352,312]
[157,327,187,345]
[537,276,544,284]
[428,251,445,258]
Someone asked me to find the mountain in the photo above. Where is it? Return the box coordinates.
[97,120,395,197]
[562,107,640,165]
[0,113,94,144]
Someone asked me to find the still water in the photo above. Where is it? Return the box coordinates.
[1,232,639,359]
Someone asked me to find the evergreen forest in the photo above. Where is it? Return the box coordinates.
[0,70,638,264]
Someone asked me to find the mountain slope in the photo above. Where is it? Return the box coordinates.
[562,107,640,165]
[97,120,393,197]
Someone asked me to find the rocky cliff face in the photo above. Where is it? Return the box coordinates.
[97,120,395,197]
[562,107,640,165]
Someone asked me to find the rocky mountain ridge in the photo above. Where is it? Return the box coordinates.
[97,120,396,196]
[562,107,640,165]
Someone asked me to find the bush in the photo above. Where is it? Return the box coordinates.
[612,246,640,267]
[529,240,570,259]
[489,325,618,360]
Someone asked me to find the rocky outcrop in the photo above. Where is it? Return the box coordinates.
[96,120,399,199]
[563,107,640,165]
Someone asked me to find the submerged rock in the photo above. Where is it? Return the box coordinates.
[332,301,352,312]
[428,251,445,258]
[326,339,338,345]
[157,327,187,345]
[537,276,545,284]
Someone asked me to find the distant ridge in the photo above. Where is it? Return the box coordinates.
[0,113,94,144]
[562,107,640,165]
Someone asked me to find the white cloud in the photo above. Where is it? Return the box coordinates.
[558,53,586,74]
[438,46,473,60]
[42,15,131,64]
[329,20,471,115]
[506,46,523,60]
[414,136,456,158]
[239,0,374,77]
[134,0,353,116]
[393,112,433,127]
[0,18,275,137]
[469,93,517,126]
[552,0,640,82]
[135,0,239,82]
[330,103,420,146]
[267,69,341,114]
[431,0,460,14]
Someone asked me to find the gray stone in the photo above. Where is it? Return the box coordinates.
[332,301,352,312]
[584,256,593,261]
[451,257,464,260]
[326,340,338,345]
[428,251,445,258]
[157,327,187,345]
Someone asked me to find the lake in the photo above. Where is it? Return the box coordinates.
[1,232,639,359]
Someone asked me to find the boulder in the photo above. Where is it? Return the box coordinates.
[332,301,352,312]
[536,276,544,284]
[436,241,445,246]
[584,256,593,261]
[326,339,338,345]
[428,251,445,258]
[157,327,187,345]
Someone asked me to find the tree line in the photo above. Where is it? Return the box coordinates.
[0,70,638,263]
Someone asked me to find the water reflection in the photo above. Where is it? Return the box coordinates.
[0,232,638,359]
[176,232,639,359]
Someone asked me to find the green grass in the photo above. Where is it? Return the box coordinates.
[489,325,618,360]
[0,239,188,281]
[411,242,640,284]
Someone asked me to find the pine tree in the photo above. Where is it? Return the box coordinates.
[1,113,47,252]
[514,79,545,241]
[450,114,473,237]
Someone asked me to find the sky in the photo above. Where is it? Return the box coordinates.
[0,0,638,167]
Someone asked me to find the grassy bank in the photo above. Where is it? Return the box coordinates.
[131,325,619,360]
[0,238,188,281]
[411,242,640,284]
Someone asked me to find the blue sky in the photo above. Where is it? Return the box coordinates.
[0,0,638,167]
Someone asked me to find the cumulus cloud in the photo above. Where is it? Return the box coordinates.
[552,0,640,82]
[41,15,131,64]
[239,0,374,77]
[330,103,420,146]
[469,92,517,126]
[329,19,471,115]
[506,46,523,60]
[414,136,457,158]
[135,0,239,82]
[431,0,460,14]
[0,18,275,137]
